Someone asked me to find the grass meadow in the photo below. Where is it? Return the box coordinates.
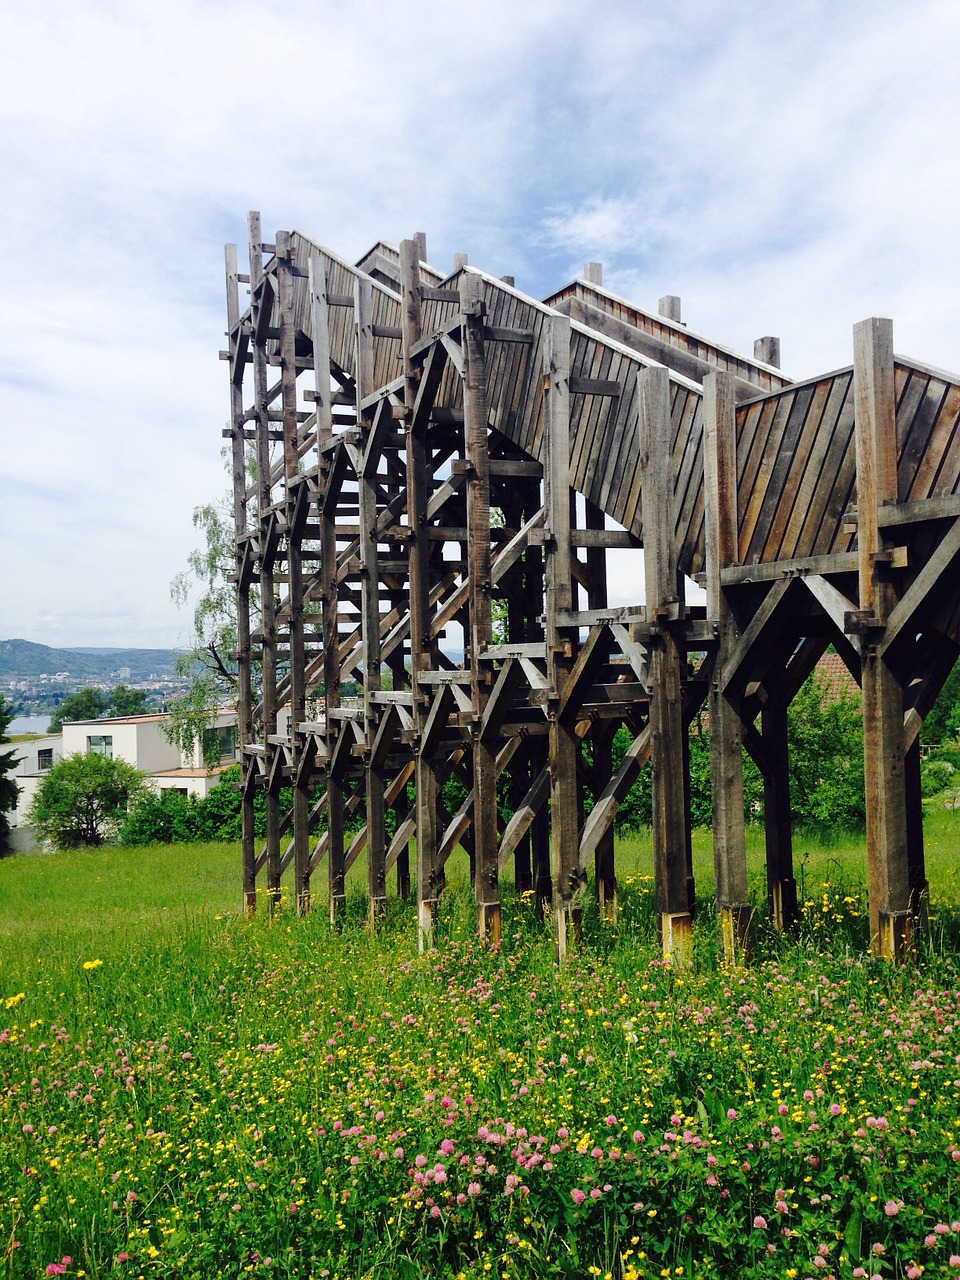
[2,813,960,1279]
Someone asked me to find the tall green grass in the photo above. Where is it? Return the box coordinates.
[1,826,960,1278]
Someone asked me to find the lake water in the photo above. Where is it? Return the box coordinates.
[8,715,55,736]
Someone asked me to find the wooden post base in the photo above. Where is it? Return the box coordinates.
[418,899,437,953]
[477,901,502,946]
[598,882,617,924]
[661,911,693,967]
[297,889,311,918]
[877,909,913,963]
[368,895,386,927]
[660,916,691,962]
[769,877,798,932]
[719,904,752,964]
[243,890,257,917]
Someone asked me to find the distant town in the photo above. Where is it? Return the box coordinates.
[0,638,189,725]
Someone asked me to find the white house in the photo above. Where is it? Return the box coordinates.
[9,711,237,849]
[10,734,64,847]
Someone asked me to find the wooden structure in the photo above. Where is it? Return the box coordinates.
[221,215,960,962]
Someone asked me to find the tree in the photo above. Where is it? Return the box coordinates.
[167,500,246,767]
[108,685,149,718]
[922,655,960,746]
[0,695,20,854]
[26,753,149,849]
[48,688,108,733]
[786,670,864,831]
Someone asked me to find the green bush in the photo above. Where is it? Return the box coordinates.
[921,757,955,798]
[26,752,149,848]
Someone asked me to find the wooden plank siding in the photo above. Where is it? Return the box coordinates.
[545,280,792,394]
[895,361,960,501]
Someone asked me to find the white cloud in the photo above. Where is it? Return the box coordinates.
[1,0,959,643]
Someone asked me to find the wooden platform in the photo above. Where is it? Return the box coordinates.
[222,215,960,962]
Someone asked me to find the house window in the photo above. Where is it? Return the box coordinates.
[87,735,113,759]
[37,749,53,771]
[202,724,236,762]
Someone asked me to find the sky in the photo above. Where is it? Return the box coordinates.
[2,0,960,649]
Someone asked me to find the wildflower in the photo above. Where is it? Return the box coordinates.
[82,960,102,971]
[753,1216,768,1230]
[884,1201,900,1217]
[571,1189,586,1205]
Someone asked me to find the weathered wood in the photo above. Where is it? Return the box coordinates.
[754,336,781,368]
[542,312,580,962]
[640,365,691,963]
[401,239,443,949]
[855,318,911,958]
[704,371,750,959]
[461,272,501,943]
[277,234,312,915]
[229,226,960,970]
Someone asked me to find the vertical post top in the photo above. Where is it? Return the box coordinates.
[658,295,682,323]
[582,261,603,286]
[754,335,781,368]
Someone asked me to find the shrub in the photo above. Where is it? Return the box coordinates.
[26,752,149,848]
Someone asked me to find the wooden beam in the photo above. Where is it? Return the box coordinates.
[703,370,750,960]
[542,312,580,962]
[640,364,691,963]
[854,318,912,959]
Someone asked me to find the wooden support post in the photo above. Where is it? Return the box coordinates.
[461,272,501,944]
[760,701,797,929]
[249,212,281,913]
[401,239,441,949]
[308,254,334,445]
[639,366,692,965]
[582,261,603,285]
[659,295,681,323]
[585,500,616,921]
[754,336,781,368]
[320,470,347,923]
[854,317,913,960]
[703,370,750,960]
[904,736,928,923]
[356,278,387,923]
[277,233,312,916]
[225,241,257,914]
[543,313,580,963]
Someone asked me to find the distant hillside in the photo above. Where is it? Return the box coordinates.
[0,639,183,680]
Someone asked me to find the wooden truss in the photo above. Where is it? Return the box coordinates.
[222,215,960,962]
